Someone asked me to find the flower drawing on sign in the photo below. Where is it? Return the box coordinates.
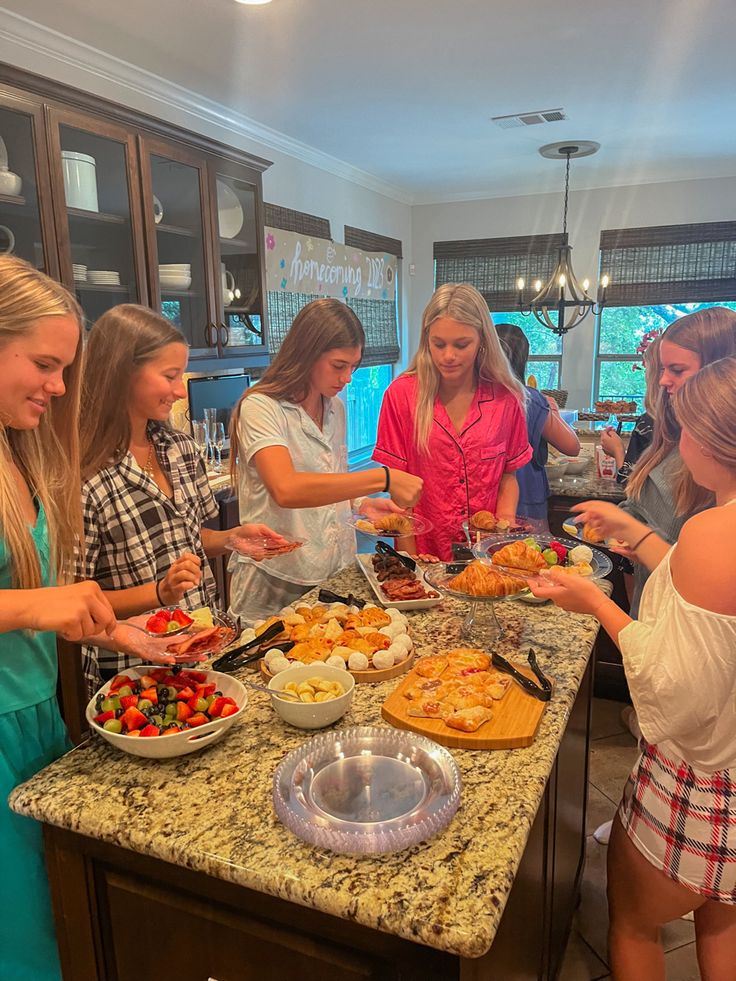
[266,232,276,251]
[306,238,314,252]
[382,289,388,300]
[280,258,286,269]
[342,285,348,297]
[326,244,336,263]
[386,266,394,285]
[281,277,288,289]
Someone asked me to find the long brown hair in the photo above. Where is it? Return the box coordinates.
[406,284,524,454]
[80,304,186,479]
[627,307,736,512]
[229,298,364,482]
[0,256,83,587]
[674,357,736,475]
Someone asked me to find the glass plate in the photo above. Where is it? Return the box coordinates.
[472,533,613,580]
[561,516,613,549]
[273,726,461,854]
[461,515,548,541]
[163,609,239,657]
[140,606,194,637]
[226,532,306,559]
[424,560,531,602]
[347,511,433,538]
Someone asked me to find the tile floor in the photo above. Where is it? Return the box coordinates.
[558,697,700,981]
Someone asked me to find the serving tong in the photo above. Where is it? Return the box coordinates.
[212,619,287,673]
[491,648,552,702]
[374,540,416,572]
[317,587,366,609]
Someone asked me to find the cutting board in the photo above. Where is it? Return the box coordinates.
[381,663,551,749]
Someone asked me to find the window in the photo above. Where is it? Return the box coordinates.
[342,364,393,465]
[595,302,736,412]
[490,311,562,388]
[595,222,736,410]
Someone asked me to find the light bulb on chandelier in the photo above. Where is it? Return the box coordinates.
[517,141,610,336]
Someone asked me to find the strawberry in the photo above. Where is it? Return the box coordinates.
[140,686,159,705]
[208,697,228,718]
[121,706,148,732]
[161,725,182,736]
[186,712,209,727]
[94,710,115,724]
[549,540,568,562]
[119,695,139,711]
[109,674,135,693]
[149,668,169,682]
[220,703,238,718]
[176,702,193,722]
[171,609,193,627]
[175,686,195,701]
[138,674,157,689]
[181,670,208,685]
[125,730,142,738]
[140,724,161,737]
[195,683,217,697]
[145,614,168,634]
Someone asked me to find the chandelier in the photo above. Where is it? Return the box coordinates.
[517,142,609,336]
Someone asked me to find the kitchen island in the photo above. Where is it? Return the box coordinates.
[11,563,606,981]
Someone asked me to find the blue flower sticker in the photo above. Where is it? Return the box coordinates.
[279,258,286,269]
[382,289,388,300]
[342,285,348,297]
[280,278,288,289]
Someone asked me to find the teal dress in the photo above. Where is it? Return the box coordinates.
[0,505,68,980]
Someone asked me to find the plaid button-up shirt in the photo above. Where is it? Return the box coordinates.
[79,424,220,689]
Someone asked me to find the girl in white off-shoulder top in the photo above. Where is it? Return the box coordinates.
[530,356,736,981]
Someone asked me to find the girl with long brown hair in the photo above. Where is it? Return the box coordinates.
[373,283,531,559]
[79,304,285,689]
[618,307,736,616]
[0,256,118,980]
[228,297,422,622]
[530,357,736,980]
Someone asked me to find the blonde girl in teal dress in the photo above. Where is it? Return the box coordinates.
[0,257,121,979]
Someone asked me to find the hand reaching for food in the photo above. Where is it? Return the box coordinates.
[528,567,606,615]
[158,552,202,604]
[227,523,294,560]
[570,500,644,546]
[388,469,423,508]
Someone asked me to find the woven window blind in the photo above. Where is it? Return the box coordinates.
[344,225,402,258]
[599,222,736,306]
[264,203,331,238]
[266,290,322,355]
[434,233,566,310]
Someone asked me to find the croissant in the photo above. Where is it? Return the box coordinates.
[448,560,525,597]
[581,524,604,544]
[492,541,547,572]
[374,514,414,536]
[470,510,497,531]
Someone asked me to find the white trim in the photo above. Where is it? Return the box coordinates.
[0,8,414,205]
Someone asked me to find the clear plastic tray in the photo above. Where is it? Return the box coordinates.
[347,511,433,538]
[273,726,461,854]
[472,533,613,580]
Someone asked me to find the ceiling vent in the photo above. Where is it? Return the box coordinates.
[492,108,567,129]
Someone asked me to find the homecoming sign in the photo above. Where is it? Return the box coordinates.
[264,227,397,302]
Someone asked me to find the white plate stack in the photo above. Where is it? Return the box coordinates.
[87,270,121,286]
[73,263,87,283]
[159,263,191,291]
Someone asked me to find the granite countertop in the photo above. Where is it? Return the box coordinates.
[10,565,606,960]
[550,456,625,502]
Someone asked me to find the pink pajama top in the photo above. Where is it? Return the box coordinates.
[373,374,532,560]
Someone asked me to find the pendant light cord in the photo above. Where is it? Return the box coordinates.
[562,150,571,238]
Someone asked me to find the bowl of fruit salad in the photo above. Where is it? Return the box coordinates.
[85,666,247,759]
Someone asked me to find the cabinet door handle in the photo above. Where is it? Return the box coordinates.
[203,323,216,347]
[219,321,230,347]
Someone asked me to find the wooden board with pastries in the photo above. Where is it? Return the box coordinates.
[381,649,551,749]
[256,601,415,684]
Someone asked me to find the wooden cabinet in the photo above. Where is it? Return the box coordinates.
[0,64,270,362]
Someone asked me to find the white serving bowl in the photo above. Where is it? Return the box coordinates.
[159,263,191,271]
[267,663,354,730]
[563,457,588,476]
[545,461,569,481]
[85,666,247,759]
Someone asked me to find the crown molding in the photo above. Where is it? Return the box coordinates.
[0,8,415,206]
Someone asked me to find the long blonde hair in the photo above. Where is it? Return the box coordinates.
[406,283,524,453]
[80,305,186,479]
[674,357,736,474]
[229,298,365,483]
[0,256,83,587]
[627,307,736,512]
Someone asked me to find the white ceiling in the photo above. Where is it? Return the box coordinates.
[4,0,736,202]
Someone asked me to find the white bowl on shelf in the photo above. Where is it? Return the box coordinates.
[61,150,98,212]
[159,263,191,271]
[267,663,354,730]
[159,275,191,290]
[0,170,22,196]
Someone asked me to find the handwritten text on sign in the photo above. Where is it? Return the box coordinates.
[264,227,396,302]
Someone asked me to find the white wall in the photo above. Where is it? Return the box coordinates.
[411,176,736,407]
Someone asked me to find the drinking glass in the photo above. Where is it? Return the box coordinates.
[192,420,208,466]
[203,407,217,470]
[213,422,226,473]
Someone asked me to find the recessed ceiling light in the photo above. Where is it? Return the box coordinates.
[235,0,272,5]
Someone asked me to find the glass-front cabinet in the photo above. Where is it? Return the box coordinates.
[47,110,147,325]
[211,159,266,354]
[0,90,57,276]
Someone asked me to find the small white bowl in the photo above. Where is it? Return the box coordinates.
[267,663,354,730]
[545,461,569,480]
[563,457,588,476]
[85,666,247,759]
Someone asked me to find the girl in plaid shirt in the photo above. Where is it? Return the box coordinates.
[78,305,285,689]
[531,359,736,979]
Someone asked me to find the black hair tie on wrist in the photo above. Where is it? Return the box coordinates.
[155,580,164,606]
[382,465,390,493]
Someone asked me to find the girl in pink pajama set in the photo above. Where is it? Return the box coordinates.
[374,283,531,561]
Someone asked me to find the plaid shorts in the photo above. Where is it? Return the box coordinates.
[619,740,736,903]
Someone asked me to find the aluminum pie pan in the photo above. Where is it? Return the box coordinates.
[273,725,461,855]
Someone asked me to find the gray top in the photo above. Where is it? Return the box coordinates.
[620,449,689,617]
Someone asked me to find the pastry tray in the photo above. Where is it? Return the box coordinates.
[273,725,461,854]
[356,553,443,611]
